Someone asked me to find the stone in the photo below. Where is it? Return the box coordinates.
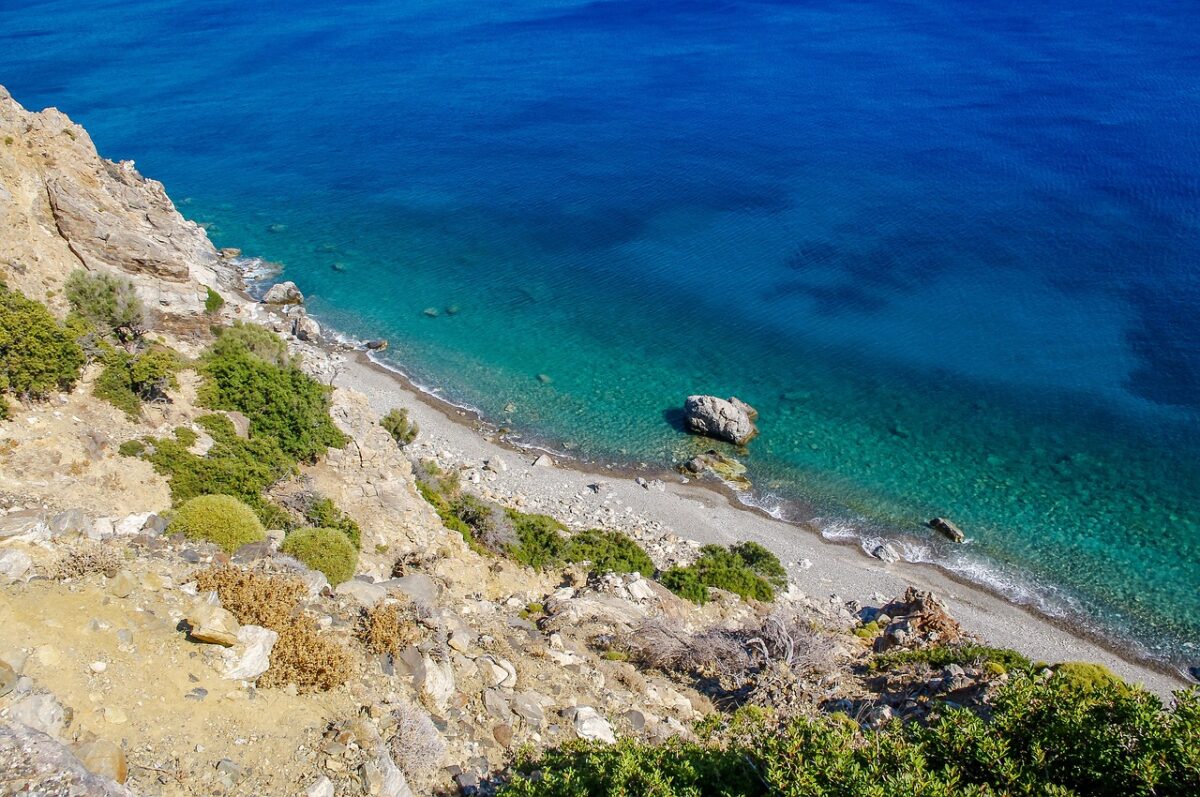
[928,517,966,543]
[0,510,48,542]
[305,775,335,797]
[294,314,321,342]
[108,570,137,598]
[871,543,901,563]
[483,689,512,722]
[0,723,136,796]
[0,549,33,582]
[570,706,616,744]
[50,509,93,538]
[71,737,128,783]
[511,692,545,727]
[531,454,555,468]
[862,705,894,729]
[221,625,278,681]
[365,339,389,351]
[114,512,152,536]
[0,661,18,698]
[493,723,514,748]
[478,655,517,689]
[386,573,439,606]
[185,599,241,647]
[362,750,414,797]
[89,661,108,674]
[8,693,68,739]
[683,395,758,445]
[262,281,303,304]
[225,411,251,438]
[622,709,646,731]
[336,578,388,607]
[420,654,455,708]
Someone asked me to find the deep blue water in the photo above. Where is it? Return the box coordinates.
[3,0,1198,670]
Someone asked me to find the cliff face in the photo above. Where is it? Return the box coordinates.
[0,86,223,316]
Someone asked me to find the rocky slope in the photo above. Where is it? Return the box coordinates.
[1,88,1019,796]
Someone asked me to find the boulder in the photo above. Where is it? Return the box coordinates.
[928,517,966,543]
[8,693,68,739]
[262,281,303,305]
[683,395,758,445]
[184,599,241,647]
[871,543,901,563]
[365,339,389,351]
[293,314,321,342]
[0,549,33,582]
[0,723,136,796]
[70,737,128,784]
[567,706,616,744]
[221,625,277,681]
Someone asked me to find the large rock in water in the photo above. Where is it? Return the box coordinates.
[683,395,758,445]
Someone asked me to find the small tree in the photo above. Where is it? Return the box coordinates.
[0,284,85,403]
[381,408,418,447]
[64,269,146,343]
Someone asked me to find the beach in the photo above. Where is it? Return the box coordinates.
[331,349,1190,699]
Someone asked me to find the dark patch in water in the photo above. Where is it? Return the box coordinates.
[1124,286,1200,411]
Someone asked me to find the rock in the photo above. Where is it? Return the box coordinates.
[0,662,18,698]
[336,578,388,607]
[362,750,414,797]
[683,395,758,445]
[8,693,68,739]
[531,454,555,468]
[622,709,646,731]
[0,723,136,796]
[483,689,512,721]
[215,758,243,787]
[478,656,518,689]
[871,543,901,563]
[493,723,514,748]
[928,517,966,543]
[184,599,241,647]
[569,706,616,744]
[512,692,546,727]
[305,775,335,797]
[0,549,33,582]
[365,339,389,351]
[679,450,751,490]
[71,737,128,783]
[386,573,439,606]
[50,509,93,538]
[0,510,48,542]
[89,661,108,674]
[108,570,138,598]
[262,281,303,304]
[419,654,455,708]
[221,625,277,681]
[114,512,152,536]
[225,411,252,438]
[422,307,439,318]
[219,247,242,259]
[293,314,321,342]
[862,705,894,729]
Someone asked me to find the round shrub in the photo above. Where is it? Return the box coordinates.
[169,494,266,553]
[1052,661,1130,695]
[280,527,358,585]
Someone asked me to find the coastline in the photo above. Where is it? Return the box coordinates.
[323,345,1189,698]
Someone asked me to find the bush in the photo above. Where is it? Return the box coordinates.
[0,284,85,402]
[503,676,1200,797]
[564,529,654,577]
[507,509,567,570]
[871,643,1032,674]
[381,407,418,447]
[93,346,180,418]
[358,601,419,656]
[662,544,777,604]
[416,480,478,547]
[728,541,787,589]
[199,323,346,461]
[54,541,122,579]
[204,286,225,314]
[195,565,306,628]
[388,701,447,781]
[280,527,358,585]
[302,496,362,549]
[168,494,266,553]
[1053,661,1130,694]
[133,415,296,523]
[64,269,146,342]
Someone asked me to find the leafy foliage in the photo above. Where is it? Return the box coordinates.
[661,543,779,604]
[564,529,655,577]
[280,527,359,585]
[168,494,266,553]
[871,643,1032,674]
[302,496,362,549]
[503,676,1200,797]
[0,283,85,403]
[204,286,225,314]
[93,346,181,418]
[381,407,419,447]
[199,324,346,461]
[64,269,146,342]
[506,509,567,570]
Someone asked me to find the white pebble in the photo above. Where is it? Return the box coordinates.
[89,661,107,674]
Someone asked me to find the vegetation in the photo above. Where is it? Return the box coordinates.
[301,496,362,549]
[503,676,1200,797]
[358,601,420,656]
[507,510,568,569]
[280,527,359,585]
[53,541,122,580]
[870,643,1032,674]
[167,494,266,553]
[565,529,654,577]
[0,283,85,405]
[660,543,784,604]
[381,407,419,447]
[1053,661,1130,695]
[93,346,181,418]
[199,323,346,461]
[196,565,352,693]
[64,269,146,343]
[204,286,225,314]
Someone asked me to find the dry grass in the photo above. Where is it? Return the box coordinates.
[195,564,353,693]
[54,541,122,579]
[387,701,446,780]
[357,600,420,656]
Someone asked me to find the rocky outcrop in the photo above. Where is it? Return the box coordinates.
[928,517,966,543]
[683,395,758,445]
[263,280,303,305]
[0,722,135,796]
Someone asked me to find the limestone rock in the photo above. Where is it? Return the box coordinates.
[293,314,321,342]
[0,549,32,582]
[872,543,901,563]
[7,693,68,739]
[262,281,303,304]
[567,706,616,744]
[185,599,241,647]
[70,737,128,784]
[683,395,758,445]
[0,723,135,796]
[221,625,277,681]
[928,517,966,543]
[336,578,388,607]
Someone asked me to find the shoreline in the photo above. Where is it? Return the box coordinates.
[321,344,1189,698]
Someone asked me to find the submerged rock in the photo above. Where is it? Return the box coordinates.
[365,338,389,351]
[680,450,751,490]
[928,517,966,543]
[683,395,758,445]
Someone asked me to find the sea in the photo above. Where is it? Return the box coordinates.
[2,0,1197,673]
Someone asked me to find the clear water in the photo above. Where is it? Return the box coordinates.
[3,0,1198,668]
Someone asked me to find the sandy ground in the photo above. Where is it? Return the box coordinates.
[330,352,1190,699]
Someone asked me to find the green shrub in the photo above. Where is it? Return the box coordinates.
[870,643,1032,673]
[204,286,225,314]
[507,509,567,570]
[564,529,654,577]
[93,347,181,418]
[416,480,477,546]
[132,415,295,524]
[199,324,346,461]
[1053,661,1130,694]
[661,543,776,604]
[380,407,418,447]
[64,269,145,342]
[303,497,361,549]
[502,676,1200,797]
[728,541,787,589]
[168,494,266,553]
[852,620,882,639]
[117,439,146,457]
[0,284,85,401]
[280,527,358,585]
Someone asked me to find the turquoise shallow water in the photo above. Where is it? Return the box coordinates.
[1,0,1198,669]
